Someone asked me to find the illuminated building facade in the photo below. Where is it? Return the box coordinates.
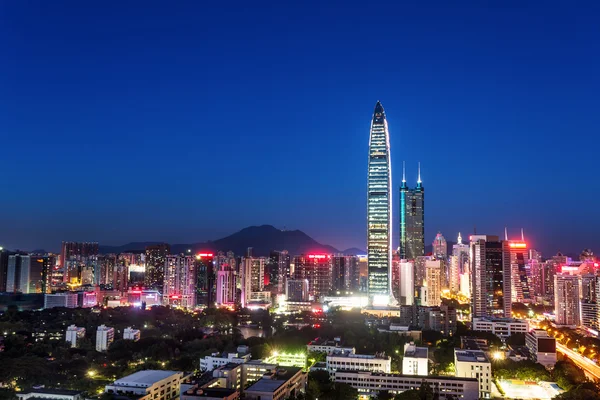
[332,255,359,292]
[268,250,290,293]
[59,242,98,281]
[367,101,392,305]
[293,254,332,300]
[195,253,215,307]
[399,163,424,261]
[145,243,170,289]
[554,273,580,326]
[503,240,530,302]
[580,274,599,332]
[470,235,511,318]
[452,233,470,295]
[163,255,196,309]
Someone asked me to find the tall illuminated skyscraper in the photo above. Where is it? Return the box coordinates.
[399,163,424,261]
[367,101,392,305]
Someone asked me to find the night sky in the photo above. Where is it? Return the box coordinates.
[1,1,599,256]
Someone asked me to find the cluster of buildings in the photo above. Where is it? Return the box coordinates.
[65,323,139,352]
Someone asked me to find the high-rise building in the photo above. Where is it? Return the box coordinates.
[293,254,332,301]
[399,163,424,261]
[422,259,441,307]
[503,240,530,303]
[163,255,196,309]
[96,324,114,352]
[195,253,215,308]
[60,242,98,271]
[432,232,447,259]
[6,254,39,293]
[240,256,268,307]
[145,244,170,289]
[332,256,359,292]
[216,266,236,307]
[528,249,544,300]
[453,234,470,296]
[286,279,309,302]
[367,101,392,305]
[0,248,8,293]
[399,260,414,306]
[554,273,580,326]
[65,325,85,348]
[267,250,290,293]
[470,235,511,318]
[581,274,599,332]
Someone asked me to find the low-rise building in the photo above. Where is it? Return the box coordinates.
[326,352,391,375]
[200,352,252,372]
[96,324,114,352]
[244,367,306,400]
[264,351,306,368]
[123,327,141,341]
[333,370,479,400]
[17,389,83,400]
[65,325,85,348]
[472,317,529,339]
[105,370,186,400]
[454,349,491,399]
[181,386,238,400]
[525,329,557,368]
[44,293,78,309]
[306,337,355,354]
[402,343,428,376]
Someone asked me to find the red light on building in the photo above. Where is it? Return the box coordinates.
[170,295,180,299]
[197,253,214,258]
[508,242,527,249]
[130,290,142,294]
[594,263,599,267]
[308,255,327,259]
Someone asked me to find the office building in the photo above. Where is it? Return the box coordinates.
[472,317,529,338]
[105,370,185,400]
[367,101,393,305]
[398,261,414,306]
[60,242,98,283]
[402,343,428,376]
[216,269,236,307]
[470,235,511,318]
[0,248,9,292]
[65,325,86,348]
[503,236,531,303]
[7,254,31,293]
[334,371,479,400]
[286,279,309,302]
[554,273,581,326]
[581,274,600,332]
[526,329,557,368]
[163,255,196,309]
[200,352,252,372]
[450,233,469,294]
[267,250,290,294]
[454,349,491,399]
[432,232,447,259]
[124,327,141,341]
[241,256,267,307]
[145,244,170,289]
[244,367,306,400]
[421,259,441,307]
[326,353,391,375]
[96,324,115,352]
[196,253,216,308]
[399,162,425,262]
[307,338,355,355]
[181,387,238,400]
[44,292,78,308]
[293,255,332,301]
[332,256,358,292]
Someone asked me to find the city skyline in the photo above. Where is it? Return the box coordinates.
[2,2,600,256]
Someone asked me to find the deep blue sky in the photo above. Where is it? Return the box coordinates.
[1,1,599,256]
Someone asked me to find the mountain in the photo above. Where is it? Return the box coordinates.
[98,225,366,256]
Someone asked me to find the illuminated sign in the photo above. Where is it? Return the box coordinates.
[170,295,180,299]
[197,253,214,257]
[509,242,527,249]
[130,290,142,294]
[308,255,328,259]
[561,266,579,273]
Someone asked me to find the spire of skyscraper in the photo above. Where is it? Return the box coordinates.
[367,100,392,305]
[457,232,463,245]
[401,161,407,188]
[417,162,422,184]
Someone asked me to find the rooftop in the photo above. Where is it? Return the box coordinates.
[327,352,389,360]
[334,370,477,382]
[19,389,82,396]
[113,370,181,387]
[183,388,237,398]
[473,317,527,324]
[404,346,428,359]
[245,367,302,393]
[455,350,490,363]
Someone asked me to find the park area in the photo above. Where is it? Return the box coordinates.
[497,379,564,400]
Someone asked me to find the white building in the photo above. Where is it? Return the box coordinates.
[105,370,185,400]
[216,269,236,306]
[422,259,441,307]
[307,338,355,355]
[454,349,491,399]
[326,353,391,375]
[200,352,252,372]
[402,343,428,376]
[334,371,479,400]
[17,389,83,400]
[123,327,141,341]
[44,293,78,309]
[525,329,557,368]
[241,257,266,307]
[244,367,306,400]
[65,325,85,348]
[554,273,581,326]
[399,261,414,306]
[96,324,115,352]
[472,317,529,338]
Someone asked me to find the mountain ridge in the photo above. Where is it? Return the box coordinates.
[98,225,365,256]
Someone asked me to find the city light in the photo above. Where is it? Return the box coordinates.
[508,242,527,248]
[88,370,96,377]
[493,352,503,360]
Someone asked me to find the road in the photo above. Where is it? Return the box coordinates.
[556,342,600,381]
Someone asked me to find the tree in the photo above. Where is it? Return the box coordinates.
[554,383,600,400]
[394,390,421,400]
[506,332,525,347]
[375,390,394,400]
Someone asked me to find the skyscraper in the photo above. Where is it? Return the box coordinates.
[554,273,581,326]
[470,235,511,318]
[163,255,196,309]
[145,243,170,289]
[293,254,332,301]
[367,101,392,305]
[399,163,424,261]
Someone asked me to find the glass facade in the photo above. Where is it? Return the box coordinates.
[367,101,392,303]
[399,181,424,261]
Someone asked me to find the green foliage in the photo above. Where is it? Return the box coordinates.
[554,383,600,400]
[552,361,587,391]
[492,359,551,381]
[505,332,525,347]
[304,371,357,400]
